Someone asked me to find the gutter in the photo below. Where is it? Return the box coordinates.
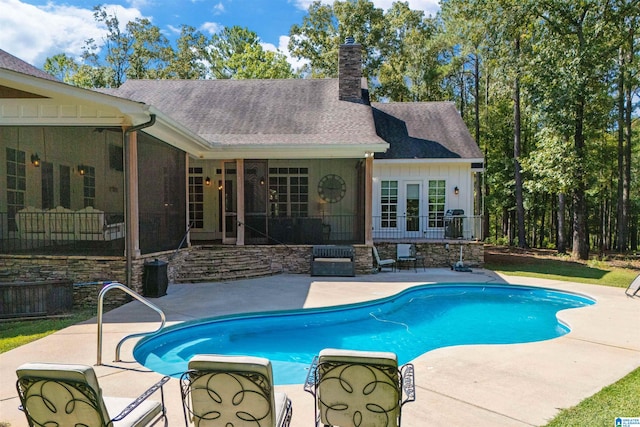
[124,114,156,288]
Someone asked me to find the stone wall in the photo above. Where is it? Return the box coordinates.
[0,255,129,310]
[374,242,484,269]
[0,242,484,311]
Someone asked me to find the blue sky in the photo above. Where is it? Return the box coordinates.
[0,0,440,71]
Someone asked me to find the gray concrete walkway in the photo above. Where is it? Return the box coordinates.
[1,268,639,426]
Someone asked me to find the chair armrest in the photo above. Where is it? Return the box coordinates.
[400,363,416,406]
[303,356,319,396]
[111,375,170,422]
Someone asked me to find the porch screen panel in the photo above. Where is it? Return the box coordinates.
[59,165,71,208]
[137,133,187,254]
[381,180,397,228]
[41,162,54,209]
[428,180,446,228]
[244,161,268,243]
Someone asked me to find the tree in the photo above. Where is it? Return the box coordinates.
[168,25,209,79]
[288,0,387,96]
[125,18,174,80]
[206,26,295,79]
[529,0,621,259]
[43,53,79,83]
[378,2,442,101]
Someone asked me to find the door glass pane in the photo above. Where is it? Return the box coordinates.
[406,183,420,232]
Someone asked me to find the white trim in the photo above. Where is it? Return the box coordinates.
[193,143,389,160]
[375,158,484,165]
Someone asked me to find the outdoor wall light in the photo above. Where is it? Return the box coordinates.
[259,176,265,185]
[205,176,211,186]
[31,153,41,167]
[454,186,459,195]
[77,165,86,175]
[218,180,223,190]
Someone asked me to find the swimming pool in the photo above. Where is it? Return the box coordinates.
[133,283,594,385]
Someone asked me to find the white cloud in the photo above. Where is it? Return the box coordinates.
[269,35,308,73]
[212,2,225,14]
[0,0,143,67]
[167,24,183,35]
[200,21,223,35]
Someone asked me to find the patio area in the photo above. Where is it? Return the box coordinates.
[1,268,639,426]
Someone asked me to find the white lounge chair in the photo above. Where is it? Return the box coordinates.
[626,273,640,297]
[373,246,396,272]
[16,362,168,427]
[304,348,415,427]
[180,354,292,427]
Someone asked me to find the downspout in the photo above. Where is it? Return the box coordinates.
[124,114,156,287]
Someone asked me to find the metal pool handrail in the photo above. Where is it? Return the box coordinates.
[96,282,166,365]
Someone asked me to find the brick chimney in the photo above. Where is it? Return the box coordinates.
[338,37,363,103]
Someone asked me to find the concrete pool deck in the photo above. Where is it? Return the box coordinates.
[1,268,639,426]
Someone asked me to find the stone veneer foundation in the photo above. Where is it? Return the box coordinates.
[0,242,483,310]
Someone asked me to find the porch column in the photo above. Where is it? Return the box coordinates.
[185,154,191,247]
[365,153,373,245]
[125,130,141,258]
[236,158,245,245]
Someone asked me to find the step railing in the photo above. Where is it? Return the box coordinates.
[96,282,166,365]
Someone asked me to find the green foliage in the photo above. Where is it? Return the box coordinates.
[206,26,295,79]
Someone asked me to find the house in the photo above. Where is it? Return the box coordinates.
[0,40,483,294]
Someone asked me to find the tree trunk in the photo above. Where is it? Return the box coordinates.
[513,37,527,249]
[557,193,566,254]
[616,47,626,251]
[572,93,589,260]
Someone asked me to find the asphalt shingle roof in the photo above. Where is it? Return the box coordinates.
[0,49,59,81]
[372,102,482,160]
[110,78,385,146]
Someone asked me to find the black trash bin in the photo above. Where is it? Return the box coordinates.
[444,209,464,239]
[143,259,168,297]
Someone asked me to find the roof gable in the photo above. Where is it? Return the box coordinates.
[372,102,482,160]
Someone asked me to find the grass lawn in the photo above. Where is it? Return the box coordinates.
[1,246,638,426]
[0,309,94,354]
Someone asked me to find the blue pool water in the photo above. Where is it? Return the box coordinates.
[133,284,594,385]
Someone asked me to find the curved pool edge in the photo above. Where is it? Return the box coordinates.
[133,282,596,384]
[135,282,596,349]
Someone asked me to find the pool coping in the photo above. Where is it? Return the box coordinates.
[1,268,639,426]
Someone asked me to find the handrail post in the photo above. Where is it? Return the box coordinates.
[96,282,166,366]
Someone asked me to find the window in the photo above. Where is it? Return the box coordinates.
[268,167,308,217]
[6,148,26,231]
[428,180,446,228]
[381,180,398,228]
[188,167,204,229]
[83,165,96,207]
